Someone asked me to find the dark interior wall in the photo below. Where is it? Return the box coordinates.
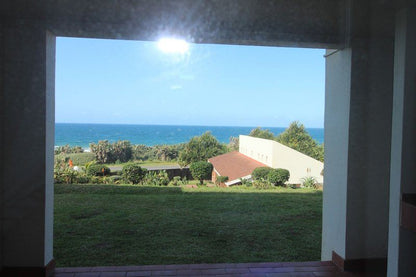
[0,0,345,48]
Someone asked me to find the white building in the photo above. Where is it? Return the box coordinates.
[239,135,324,184]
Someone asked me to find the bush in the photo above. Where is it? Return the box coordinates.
[252,167,273,180]
[143,171,170,186]
[301,176,318,188]
[169,176,182,186]
[54,144,84,155]
[240,178,252,187]
[86,164,111,176]
[253,180,272,190]
[215,176,229,185]
[189,161,213,185]
[90,140,113,163]
[122,163,147,184]
[90,140,133,163]
[268,168,290,186]
[56,152,96,166]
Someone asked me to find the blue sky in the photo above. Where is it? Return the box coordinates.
[56,37,325,128]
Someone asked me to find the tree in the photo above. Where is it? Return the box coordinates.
[189,161,213,185]
[252,167,273,180]
[249,127,275,140]
[90,140,113,163]
[276,121,324,162]
[178,132,227,166]
[228,136,239,151]
[122,163,147,184]
[267,168,290,186]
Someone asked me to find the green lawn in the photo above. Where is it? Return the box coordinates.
[54,184,322,267]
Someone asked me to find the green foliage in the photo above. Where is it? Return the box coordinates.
[240,178,253,187]
[112,140,132,163]
[132,144,153,161]
[216,175,229,185]
[153,144,182,161]
[86,164,111,176]
[54,144,84,155]
[252,180,272,189]
[54,157,90,184]
[189,161,213,185]
[228,136,239,151]
[90,140,132,164]
[90,140,113,163]
[276,121,324,162]
[249,127,275,140]
[122,163,147,184]
[268,168,290,186]
[179,132,227,166]
[143,171,170,186]
[169,176,182,186]
[252,167,273,181]
[56,152,96,166]
[248,122,324,162]
[301,176,318,189]
[168,176,189,186]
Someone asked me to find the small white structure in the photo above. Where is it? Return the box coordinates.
[239,135,324,184]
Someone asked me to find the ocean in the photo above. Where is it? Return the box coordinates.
[55,123,324,149]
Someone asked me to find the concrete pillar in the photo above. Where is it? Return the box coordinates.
[322,1,394,272]
[387,6,416,277]
[0,22,55,275]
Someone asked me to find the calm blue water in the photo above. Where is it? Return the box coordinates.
[55,123,324,148]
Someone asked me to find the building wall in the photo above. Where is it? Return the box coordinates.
[239,135,324,184]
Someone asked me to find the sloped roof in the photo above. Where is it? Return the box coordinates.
[208,151,268,182]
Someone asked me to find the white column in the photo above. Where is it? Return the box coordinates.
[1,23,55,268]
[388,6,416,277]
[322,2,395,266]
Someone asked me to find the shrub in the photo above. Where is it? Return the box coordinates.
[301,176,318,188]
[252,167,273,180]
[54,144,84,155]
[240,178,252,187]
[90,140,133,163]
[189,161,213,185]
[169,176,182,186]
[215,175,229,185]
[86,164,111,176]
[58,152,96,166]
[122,163,147,184]
[143,171,170,186]
[268,168,290,186]
[253,180,272,190]
[90,140,113,163]
[112,140,132,163]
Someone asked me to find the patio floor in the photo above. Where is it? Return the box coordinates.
[54,261,385,277]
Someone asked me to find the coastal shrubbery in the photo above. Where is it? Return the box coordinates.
[179,132,227,166]
[56,152,96,166]
[86,164,111,176]
[189,161,213,185]
[252,167,290,187]
[122,163,147,184]
[90,140,132,163]
[55,144,84,155]
[249,121,324,162]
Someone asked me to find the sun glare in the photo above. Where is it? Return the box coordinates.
[157,38,190,54]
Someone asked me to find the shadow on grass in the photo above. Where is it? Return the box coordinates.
[55,183,322,196]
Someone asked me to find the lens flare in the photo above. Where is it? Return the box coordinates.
[157,38,189,54]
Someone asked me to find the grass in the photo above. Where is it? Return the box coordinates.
[54,184,322,267]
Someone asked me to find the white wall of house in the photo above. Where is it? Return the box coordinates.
[239,135,324,184]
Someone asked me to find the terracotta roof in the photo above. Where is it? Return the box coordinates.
[208,151,268,182]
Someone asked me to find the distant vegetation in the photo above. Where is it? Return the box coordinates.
[54,121,322,186]
[249,121,324,162]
